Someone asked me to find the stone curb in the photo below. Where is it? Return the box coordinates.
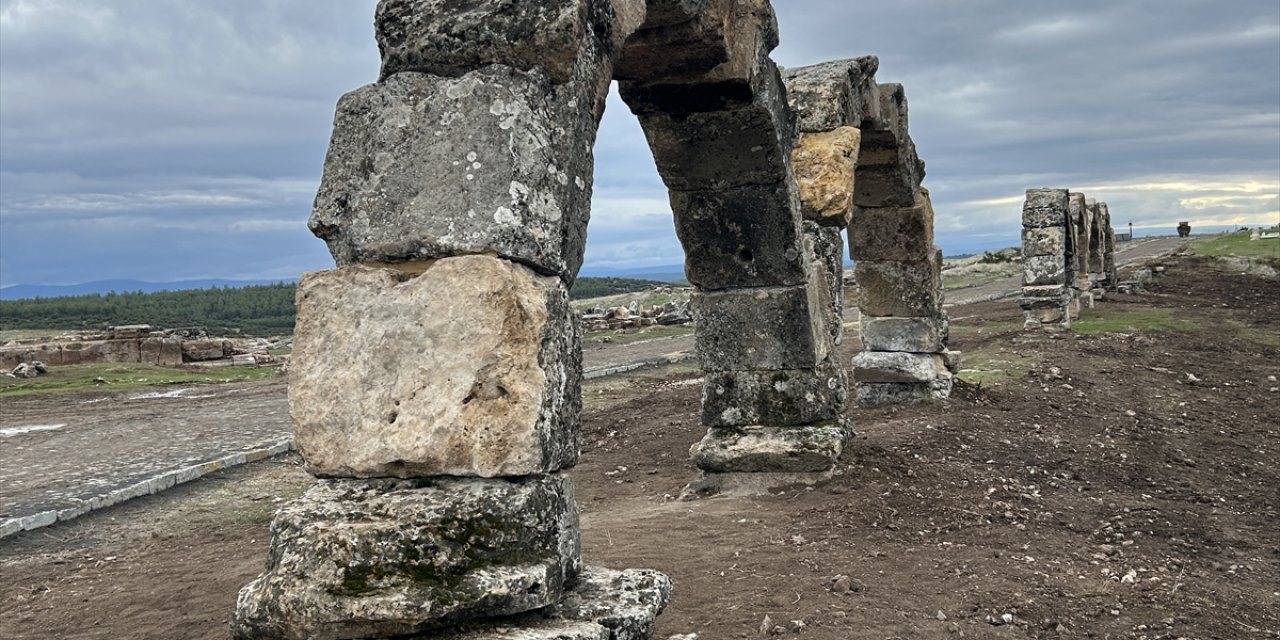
[0,438,295,540]
[583,351,693,380]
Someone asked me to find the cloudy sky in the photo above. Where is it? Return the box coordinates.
[1,0,1277,287]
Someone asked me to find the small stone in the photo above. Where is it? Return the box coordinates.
[936,610,947,621]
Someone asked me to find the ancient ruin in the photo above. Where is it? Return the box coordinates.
[233,0,957,636]
[1019,189,1117,330]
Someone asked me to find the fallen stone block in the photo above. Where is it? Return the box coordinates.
[701,361,846,427]
[852,351,946,383]
[692,423,848,473]
[860,317,948,353]
[231,474,581,640]
[291,258,581,479]
[692,284,827,372]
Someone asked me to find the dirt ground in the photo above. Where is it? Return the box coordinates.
[2,254,1277,640]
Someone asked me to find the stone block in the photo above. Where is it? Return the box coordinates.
[849,191,936,261]
[1022,227,1066,257]
[702,361,846,427]
[852,351,946,383]
[140,337,182,366]
[1022,284,1068,298]
[1018,296,1069,311]
[291,257,581,479]
[781,56,878,132]
[855,256,943,318]
[375,0,609,85]
[1023,305,1068,326]
[309,68,603,281]
[231,474,581,640]
[692,284,827,372]
[693,423,848,473]
[791,127,860,226]
[852,138,923,209]
[1024,188,1070,212]
[804,221,845,346]
[1022,254,1068,286]
[669,181,807,290]
[857,375,952,407]
[942,349,962,374]
[860,317,948,353]
[181,339,228,362]
[614,0,778,84]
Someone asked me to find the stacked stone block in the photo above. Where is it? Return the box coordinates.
[619,1,851,484]
[1020,189,1119,330]
[783,58,955,407]
[233,2,670,638]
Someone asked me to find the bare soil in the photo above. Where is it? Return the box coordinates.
[2,255,1278,640]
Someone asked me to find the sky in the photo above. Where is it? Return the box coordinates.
[1,0,1277,287]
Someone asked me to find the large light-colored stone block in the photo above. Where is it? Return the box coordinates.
[791,127,860,226]
[291,257,580,479]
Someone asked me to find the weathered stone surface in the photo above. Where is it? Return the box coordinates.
[626,54,793,190]
[669,181,807,290]
[856,375,952,407]
[446,620,609,640]
[781,56,879,132]
[804,221,845,346]
[852,351,945,383]
[375,0,607,85]
[860,317,948,353]
[855,256,943,318]
[693,424,848,473]
[1019,296,1069,311]
[942,349,962,374]
[1023,304,1068,326]
[849,190,935,261]
[231,475,581,640]
[291,258,580,479]
[140,336,183,366]
[1022,189,1069,228]
[853,83,921,209]
[615,0,778,84]
[309,68,604,281]
[1022,284,1069,299]
[701,361,846,427]
[550,567,673,640]
[692,284,827,372]
[1022,227,1066,257]
[791,127,860,226]
[1022,254,1068,287]
[182,339,229,362]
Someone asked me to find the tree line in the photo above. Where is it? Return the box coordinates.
[0,277,667,336]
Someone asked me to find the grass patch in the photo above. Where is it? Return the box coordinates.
[1072,308,1199,335]
[583,362,702,412]
[1190,229,1280,261]
[585,324,694,346]
[952,349,1029,387]
[0,362,280,397]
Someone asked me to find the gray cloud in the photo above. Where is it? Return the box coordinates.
[2,0,1277,286]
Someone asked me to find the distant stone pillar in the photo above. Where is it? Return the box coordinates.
[1086,199,1107,300]
[1100,202,1118,290]
[1068,193,1094,310]
[1020,189,1073,330]
[619,2,850,491]
[232,2,671,638]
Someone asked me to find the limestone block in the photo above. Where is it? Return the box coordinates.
[1022,284,1068,298]
[549,567,674,640]
[1022,255,1068,287]
[231,475,581,640]
[1023,305,1067,326]
[1019,296,1069,311]
[614,0,778,83]
[1022,227,1066,257]
[942,349,962,374]
[781,56,879,132]
[1024,188,1070,211]
[291,258,580,479]
[804,221,845,346]
[852,351,946,383]
[182,339,228,362]
[849,191,936,261]
[693,424,848,473]
[669,181,807,290]
[857,376,951,407]
[692,284,827,372]
[791,127,860,226]
[309,68,603,281]
[449,621,609,640]
[855,256,943,318]
[627,59,793,190]
[376,0,608,85]
[702,361,846,427]
[860,317,948,353]
[141,337,183,366]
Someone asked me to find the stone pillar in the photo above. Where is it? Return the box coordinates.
[1068,193,1095,310]
[1101,202,1118,290]
[783,59,953,406]
[1020,189,1073,330]
[232,2,670,638]
[1086,199,1107,300]
[618,1,850,490]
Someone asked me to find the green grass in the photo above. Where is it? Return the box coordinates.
[0,362,280,397]
[1072,308,1198,335]
[1190,228,1280,260]
[585,324,694,346]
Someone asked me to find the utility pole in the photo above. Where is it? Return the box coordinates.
[1128,221,1133,241]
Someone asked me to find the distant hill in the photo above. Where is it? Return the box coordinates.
[578,264,687,283]
[0,279,288,301]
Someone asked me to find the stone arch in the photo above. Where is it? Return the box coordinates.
[1020,189,1116,330]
